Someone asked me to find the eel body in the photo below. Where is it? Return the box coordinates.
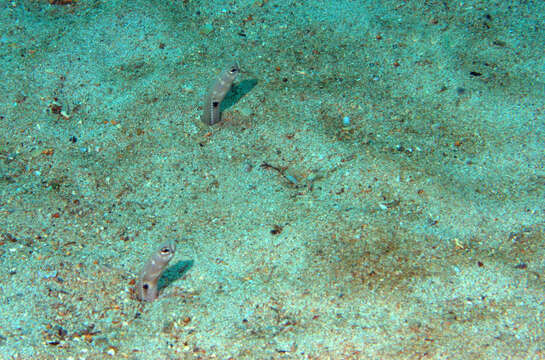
[136,240,177,302]
[201,62,240,125]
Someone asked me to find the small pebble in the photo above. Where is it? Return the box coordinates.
[200,23,214,34]
[39,270,58,279]
[243,162,253,172]
[342,116,351,126]
[284,172,298,185]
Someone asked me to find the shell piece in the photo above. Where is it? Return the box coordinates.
[201,62,240,125]
[136,240,177,302]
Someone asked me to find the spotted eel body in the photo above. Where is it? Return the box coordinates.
[136,240,176,302]
[201,62,240,125]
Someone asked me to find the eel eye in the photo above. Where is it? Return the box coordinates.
[230,67,238,74]
[160,247,171,254]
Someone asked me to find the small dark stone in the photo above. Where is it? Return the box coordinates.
[55,325,68,338]
[270,225,283,235]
